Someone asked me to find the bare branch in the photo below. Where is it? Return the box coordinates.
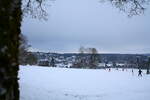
[101,0,150,16]
[22,0,55,20]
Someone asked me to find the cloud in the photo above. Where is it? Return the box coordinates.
[22,0,150,53]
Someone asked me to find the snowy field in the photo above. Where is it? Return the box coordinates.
[19,65,150,100]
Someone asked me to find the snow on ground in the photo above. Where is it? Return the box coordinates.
[19,65,150,100]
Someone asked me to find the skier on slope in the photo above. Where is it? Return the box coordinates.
[138,69,142,76]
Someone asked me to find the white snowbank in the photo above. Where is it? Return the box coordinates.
[19,65,150,100]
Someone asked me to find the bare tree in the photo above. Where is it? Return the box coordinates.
[73,47,100,69]
[87,48,100,68]
[79,46,85,54]
[19,34,31,64]
[101,0,150,16]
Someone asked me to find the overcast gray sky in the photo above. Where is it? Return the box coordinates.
[22,0,150,53]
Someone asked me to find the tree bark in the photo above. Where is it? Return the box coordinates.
[0,0,22,100]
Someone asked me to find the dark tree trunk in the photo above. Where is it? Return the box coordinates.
[0,0,22,100]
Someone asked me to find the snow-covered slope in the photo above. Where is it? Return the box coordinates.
[19,65,150,100]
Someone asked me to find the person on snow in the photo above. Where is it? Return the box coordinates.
[132,69,134,76]
[138,69,142,76]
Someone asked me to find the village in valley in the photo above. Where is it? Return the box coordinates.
[22,51,150,72]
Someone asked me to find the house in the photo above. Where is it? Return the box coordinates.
[106,62,113,67]
[97,63,106,68]
[116,63,125,67]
